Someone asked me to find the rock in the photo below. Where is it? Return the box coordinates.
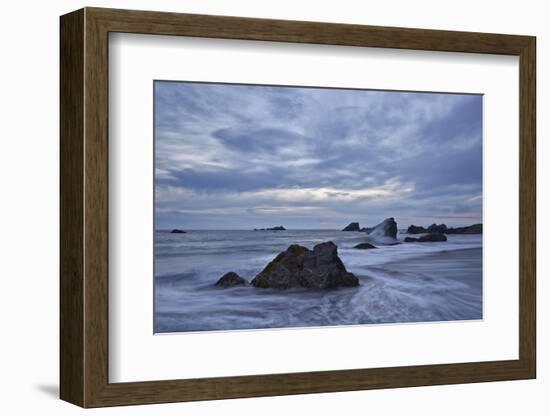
[251,242,359,289]
[370,218,397,238]
[365,217,398,245]
[215,272,247,287]
[446,224,482,234]
[353,243,377,249]
[170,229,186,234]
[408,223,482,235]
[419,232,447,242]
[405,233,447,242]
[342,222,360,231]
[254,226,286,231]
[360,227,374,233]
[407,225,427,234]
[427,223,447,234]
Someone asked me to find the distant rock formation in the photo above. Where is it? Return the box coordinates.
[365,217,398,245]
[427,223,448,234]
[420,232,447,242]
[215,272,247,287]
[254,226,286,231]
[170,229,186,234]
[446,224,482,234]
[407,225,427,234]
[360,227,374,233]
[407,223,482,235]
[251,242,359,289]
[404,232,447,243]
[353,242,377,250]
[342,222,360,231]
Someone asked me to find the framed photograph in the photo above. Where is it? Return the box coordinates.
[60,7,536,407]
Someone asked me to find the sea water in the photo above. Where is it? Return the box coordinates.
[154,230,482,333]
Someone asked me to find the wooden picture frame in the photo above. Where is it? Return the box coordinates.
[60,7,536,408]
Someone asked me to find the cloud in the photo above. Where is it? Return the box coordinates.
[154,81,483,229]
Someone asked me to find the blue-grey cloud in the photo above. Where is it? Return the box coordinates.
[154,81,482,229]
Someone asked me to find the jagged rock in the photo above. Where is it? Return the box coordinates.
[446,224,482,234]
[419,233,447,242]
[342,222,360,231]
[215,272,247,287]
[365,217,398,245]
[408,223,482,235]
[427,223,448,234]
[254,225,286,231]
[266,226,286,231]
[353,243,377,250]
[170,229,186,234]
[251,242,359,289]
[371,218,397,238]
[407,225,427,234]
[405,233,447,242]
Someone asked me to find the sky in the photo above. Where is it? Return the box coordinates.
[154,81,482,230]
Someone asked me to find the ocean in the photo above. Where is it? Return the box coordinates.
[154,230,482,333]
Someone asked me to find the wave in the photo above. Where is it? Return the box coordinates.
[154,234,482,333]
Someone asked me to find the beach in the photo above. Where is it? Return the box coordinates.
[154,230,482,333]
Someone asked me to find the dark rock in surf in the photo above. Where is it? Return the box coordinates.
[215,272,247,287]
[446,224,482,234]
[405,232,447,242]
[254,225,286,231]
[408,223,482,235]
[427,223,448,234]
[170,229,186,234]
[419,232,447,242]
[407,225,427,234]
[251,242,359,289]
[372,217,397,238]
[360,227,374,233]
[353,243,377,250]
[342,222,360,231]
[365,217,398,245]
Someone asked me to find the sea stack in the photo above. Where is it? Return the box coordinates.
[254,225,286,231]
[215,272,247,287]
[446,224,482,234]
[342,222,360,231]
[407,225,427,234]
[404,232,447,243]
[407,223,482,235]
[427,224,448,234]
[365,217,398,245]
[251,242,359,289]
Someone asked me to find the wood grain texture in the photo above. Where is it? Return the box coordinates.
[518,38,536,375]
[59,8,85,407]
[59,7,537,408]
[83,11,110,406]
[88,7,532,54]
